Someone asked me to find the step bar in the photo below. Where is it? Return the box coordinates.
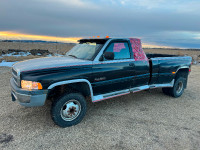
[92,79,174,102]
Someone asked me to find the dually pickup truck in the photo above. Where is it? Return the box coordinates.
[10,38,192,127]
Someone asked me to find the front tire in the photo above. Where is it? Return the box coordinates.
[51,93,87,128]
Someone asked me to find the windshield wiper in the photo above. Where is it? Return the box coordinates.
[68,55,77,58]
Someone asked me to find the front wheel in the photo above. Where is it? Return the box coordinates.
[51,93,87,128]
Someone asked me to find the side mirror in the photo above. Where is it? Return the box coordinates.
[103,52,114,60]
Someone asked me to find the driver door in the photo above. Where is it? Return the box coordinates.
[92,40,135,95]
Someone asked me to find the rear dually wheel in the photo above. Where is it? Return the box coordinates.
[162,77,186,98]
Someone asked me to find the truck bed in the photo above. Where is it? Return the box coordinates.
[147,53,192,85]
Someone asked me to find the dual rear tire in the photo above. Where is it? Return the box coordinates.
[162,77,186,98]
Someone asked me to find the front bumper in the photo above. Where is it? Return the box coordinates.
[10,78,48,107]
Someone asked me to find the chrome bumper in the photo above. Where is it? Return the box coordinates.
[10,78,48,107]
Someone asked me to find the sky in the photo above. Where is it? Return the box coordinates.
[0,0,200,48]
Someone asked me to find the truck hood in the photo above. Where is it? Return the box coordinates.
[13,56,92,72]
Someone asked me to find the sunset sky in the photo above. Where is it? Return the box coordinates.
[1,0,200,48]
[0,31,80,43]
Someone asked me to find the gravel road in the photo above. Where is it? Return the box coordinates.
[0,66,200,150]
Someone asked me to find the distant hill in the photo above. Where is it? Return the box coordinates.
[0,40,76,54]
[0,39,75,44]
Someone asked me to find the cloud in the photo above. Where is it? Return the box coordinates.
[48,0,99,9]
[0,0,200,48]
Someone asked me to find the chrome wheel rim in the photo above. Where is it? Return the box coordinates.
[60,100,81,121]
[176,81,183,94]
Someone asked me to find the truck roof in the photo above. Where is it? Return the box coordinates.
[79,38,109,44]
[79,38,141,44]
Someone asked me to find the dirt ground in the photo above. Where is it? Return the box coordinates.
[0,65,200,150]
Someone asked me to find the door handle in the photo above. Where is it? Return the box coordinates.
[129,63,135,67]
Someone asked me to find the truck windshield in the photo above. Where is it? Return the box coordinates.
[66,43,104,60]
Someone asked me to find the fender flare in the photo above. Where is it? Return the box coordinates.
[47,79,94,101]
[175,66,189,73]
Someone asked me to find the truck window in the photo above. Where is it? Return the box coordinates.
[104,42,131,60]
[66,42,104,60]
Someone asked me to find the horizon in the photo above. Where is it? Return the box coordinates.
[0,31,177,49]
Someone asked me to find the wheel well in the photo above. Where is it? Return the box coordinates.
[175,68,189,88]
[175,68,189,79]
[47,82,91,100]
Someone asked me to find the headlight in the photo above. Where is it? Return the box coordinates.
[21,80,43,90]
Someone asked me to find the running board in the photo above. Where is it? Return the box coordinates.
[149,79,174,89]
[92,79,174,102]
[93,89,130,102]
[130,85,149,92]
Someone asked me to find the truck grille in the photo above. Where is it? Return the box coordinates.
[12,68,17,76]
[12,68,20,87]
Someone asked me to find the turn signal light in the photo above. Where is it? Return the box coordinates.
[106,36,109,38]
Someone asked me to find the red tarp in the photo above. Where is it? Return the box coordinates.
[129,38,148,61]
